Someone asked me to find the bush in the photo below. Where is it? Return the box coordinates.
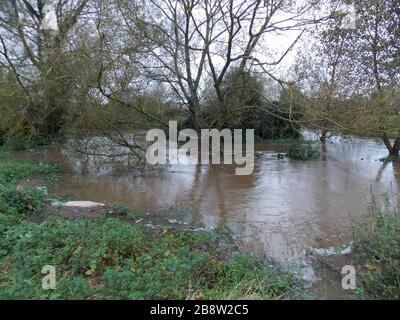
[0,215,295,300]
[111,204,137,220]
[0,184,47,257]
[287,142,320,161]
[0,161,58,183]
[0,148,295,300]
[0,151,57,256]
[352,196,400,300]
[0,131,5,146]
[0,187,45,215]
[0,150,10,160]
[1,129,57,151]
[205,254,294,300]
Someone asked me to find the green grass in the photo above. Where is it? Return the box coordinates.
[379,155,400,163]
[0,162,58,183]
[0,149,58,184]
[0,216,295,300]
[0,150,10,160]
[111,203,137,221]
[0,148,295,300]
[263,137,303,145]
[3,133,53,151]
[0,150,59,259]
[287,142,320,161]
[352,195,400,300]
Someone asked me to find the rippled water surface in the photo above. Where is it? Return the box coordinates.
[18,135,400,299]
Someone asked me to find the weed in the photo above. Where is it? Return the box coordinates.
[0,162,57,183]
[0,148,295,300]
[352,195,400,300]
[379,155,400,163]
[287,142,320,161]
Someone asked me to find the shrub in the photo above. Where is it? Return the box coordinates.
[0,150,9,159]
[352,196,400,300]
[0,148,295,300]
[111,204,137,221]
[205,254,295,300]
[287,142,320,161]
[0,162,58,183]
[0,151,56,257]
[0,215,295,300]
[0,217,146,299]
[4,130,54,151]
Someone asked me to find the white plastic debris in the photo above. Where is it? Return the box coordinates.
[310,243,353,256]
[63,201,105,208]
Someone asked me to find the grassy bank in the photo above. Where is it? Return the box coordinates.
[352,196,400,300]
[0,149,294,300]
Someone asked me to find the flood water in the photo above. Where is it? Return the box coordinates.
[18,135,400,299]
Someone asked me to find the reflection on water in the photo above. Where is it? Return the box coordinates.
[19,135,399,298]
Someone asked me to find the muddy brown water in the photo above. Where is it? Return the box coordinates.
[17,135,400,299]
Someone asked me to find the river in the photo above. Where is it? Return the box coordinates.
[17,134,400,299]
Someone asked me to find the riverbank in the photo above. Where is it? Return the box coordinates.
[1,142,399,300]
[351,196,400,300]
[0,149,295,299]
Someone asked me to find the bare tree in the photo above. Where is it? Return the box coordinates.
[96,0,322,132]
[339,0,399,155]
[297,0,400,155]
[295,10,356,143]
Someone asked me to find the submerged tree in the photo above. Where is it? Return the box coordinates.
[314,0,400,156]
[295,12,355,143]
[297,0,400,155]
[352,0,400,156]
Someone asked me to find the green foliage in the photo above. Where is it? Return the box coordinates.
[0,161,58,183]
[100,232,215,299]
[352,196,400,300]
[4,133,52,151]
[0,186,46,258]
[0,149,294,300]
[51,276,93,300]
[0,213,294,299]
[287,142,320,161]
[379,155,400,163]
[0,149,9,160]
[182,70,300,140]
[111,204,137,220]
[0,188,45,215]
[0,150,58,256]
[205,254,295,300]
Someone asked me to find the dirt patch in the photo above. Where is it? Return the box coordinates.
[46,203,111,219]
[43,202,210,234]
[17,179,45,189]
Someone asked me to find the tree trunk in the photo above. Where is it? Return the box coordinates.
[393,137,400,156]
[191,103,206,134]
[320,130,328,144]
[0,130,5,146]
[383,134,400,156]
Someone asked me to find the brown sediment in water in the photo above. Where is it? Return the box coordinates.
[15,135,400,299]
